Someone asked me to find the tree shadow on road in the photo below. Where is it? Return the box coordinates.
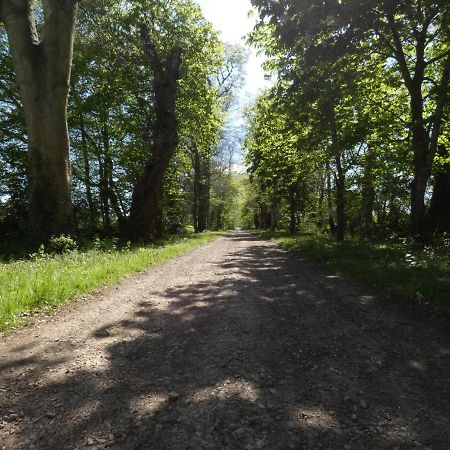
[1,233,450,449]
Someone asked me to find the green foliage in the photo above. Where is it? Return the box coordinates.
[0,232,220,333]
[183,225,195,234]
[245,0,450,239]
[0,0,248,246]
[92,236,120,253]
[210,171,244,230]
[0,30,28,237]
[272,232,450,314]
[47,235,79,255]
[66,0,226,236]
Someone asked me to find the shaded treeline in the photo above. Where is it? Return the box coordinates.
[243,0,450,242]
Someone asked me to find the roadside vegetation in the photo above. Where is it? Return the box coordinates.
[242,2,450,312]
[1,0,246,247]
[270,231,450,314]
[1,1,449,332]
[0,1,243,333]
[0,232,220,333]
[244,1,450,244]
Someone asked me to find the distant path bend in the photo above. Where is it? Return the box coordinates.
[1,232,450,449]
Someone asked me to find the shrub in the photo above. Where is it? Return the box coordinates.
[93,236,119,252]
[184,225,195,234]
[47,235,78,254]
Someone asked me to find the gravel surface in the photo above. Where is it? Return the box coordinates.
[1,232,450,449]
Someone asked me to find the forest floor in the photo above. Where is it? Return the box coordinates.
[1,232,450,449]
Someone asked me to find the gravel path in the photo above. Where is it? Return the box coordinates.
[1,232,450,449]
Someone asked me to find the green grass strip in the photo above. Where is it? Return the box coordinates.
[0,232,221,333]
[270,232,450,315]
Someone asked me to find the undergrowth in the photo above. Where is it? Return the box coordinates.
[270,231,450,314]
[0,232,220,333]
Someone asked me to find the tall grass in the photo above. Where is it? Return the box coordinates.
[0,233,220,332]
[272,232,450,314]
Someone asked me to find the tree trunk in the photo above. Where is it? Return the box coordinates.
[409,84,430,238]
[197,155,210,232]
[326,163,336,236]
[361,146,375,235]
[259,203,269,230]
[191,144,210,233]
[317,170,325,228]
[328,104,346,242]
[407,55,450,238]
[79,115,96,229]
[107,169,126,228]
[101,122,125,229]
[192,146,200,232]
[216,204,224,230]
[1,0,78,241]
[289,186,297,235]
[253,213,260,230]
[426,146,450,234]
[96,151,111,230]
[335,154,345,241]
[128,26,182,242]
[269,199,277,232]
[384,11,450,239]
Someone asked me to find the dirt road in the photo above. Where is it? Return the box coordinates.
[1,232,450,449]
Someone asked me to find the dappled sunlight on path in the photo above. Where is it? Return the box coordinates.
[1,233,450,449]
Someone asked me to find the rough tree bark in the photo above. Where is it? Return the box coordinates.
[97,149,111,230]
[0,0,78,241]
[409,52,450,237]
[191,143,211,233]
[128,25,182,242]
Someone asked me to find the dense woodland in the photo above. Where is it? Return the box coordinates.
[1,0,450,253]
[244,0,450,243]
[0,0,246,251]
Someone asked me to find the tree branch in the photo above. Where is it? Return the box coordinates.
[384,10,413,89]
[139,24,162,77]
[427,52,450,168]
[42,0,79,84]
[426,49,450,67]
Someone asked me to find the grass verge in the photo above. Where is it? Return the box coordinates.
[0,232,221,333]
[270,231,450,314]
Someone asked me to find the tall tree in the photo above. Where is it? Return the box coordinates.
[124,0,222,241]
[128,25,183,241]
[0,0,79,240]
